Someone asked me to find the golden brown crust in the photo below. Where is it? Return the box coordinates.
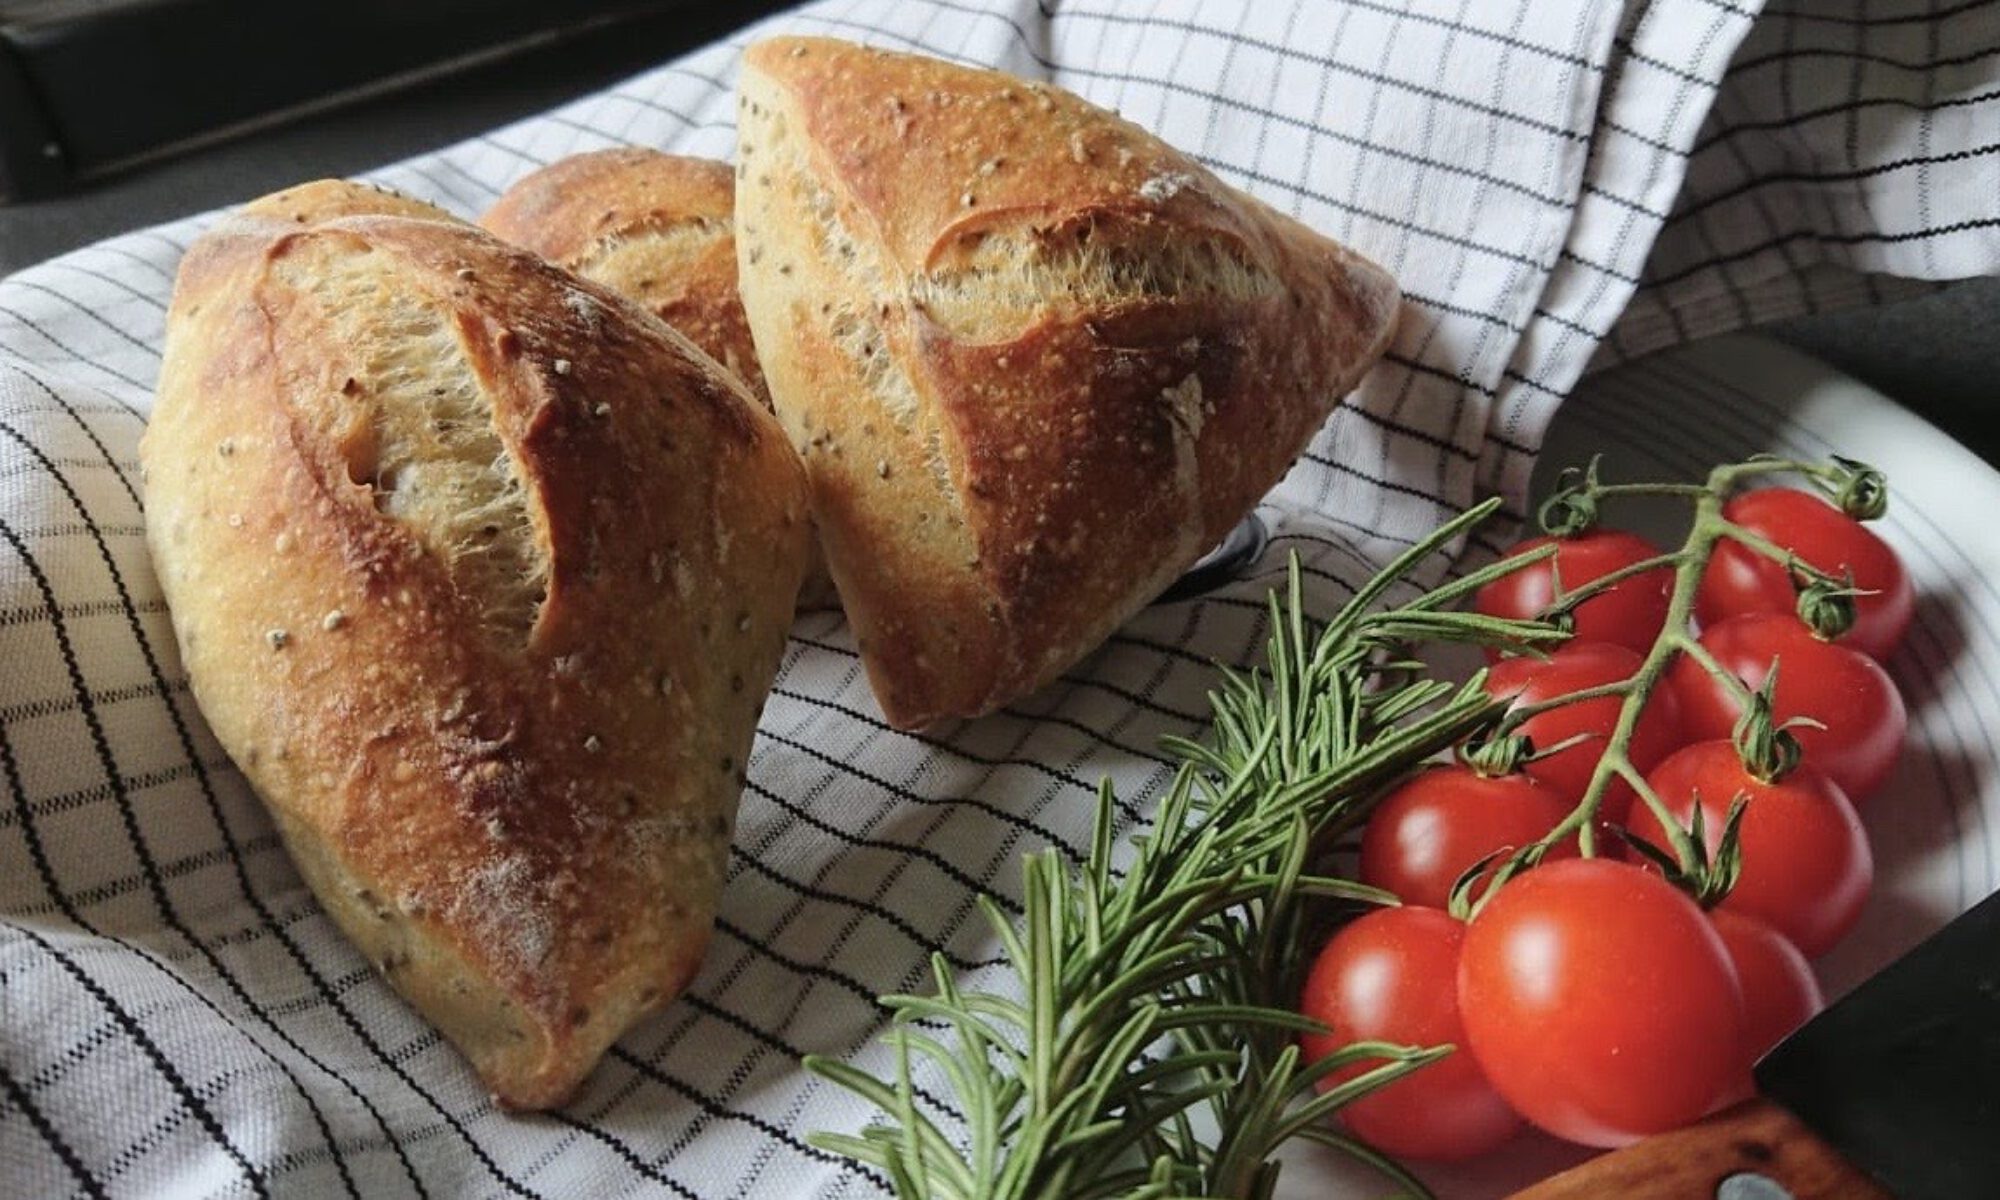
[481,149,848,610]
[480,149,767,404]
[735,36,1400,728]
[239,178,460,226]
[142,205,810,1108]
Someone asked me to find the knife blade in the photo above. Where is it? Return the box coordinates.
[1511,887,2000,1200]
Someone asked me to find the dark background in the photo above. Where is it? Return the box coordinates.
[0,1,787,261]
[1,0,1992,462]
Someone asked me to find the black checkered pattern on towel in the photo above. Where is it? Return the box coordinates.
[2,1,1994,1196]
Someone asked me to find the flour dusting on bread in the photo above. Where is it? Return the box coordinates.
[1137,171,1199,202]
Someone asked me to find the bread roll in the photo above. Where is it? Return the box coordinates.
[480,150,766,402]
[481,148,839,610]
[733,37,1400,729]
[141,199,810,1108]
[240,177,459,226]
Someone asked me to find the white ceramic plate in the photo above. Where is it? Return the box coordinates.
[1284,333,2000,1198]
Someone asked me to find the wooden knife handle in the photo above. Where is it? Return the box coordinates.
[1508,1098,1892,1200]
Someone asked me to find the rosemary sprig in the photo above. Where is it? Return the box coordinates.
[804,498,1561,1199]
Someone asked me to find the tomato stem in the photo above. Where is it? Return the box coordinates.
[1615,757,1693,866]
[1583,482,1713,500]
[1675,633,1757,708]
[1522,457,1828,863]
[1494,679,1634,725]
[1714,518,1847,601]
[1538,550,1686,613]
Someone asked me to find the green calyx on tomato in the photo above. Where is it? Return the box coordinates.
[1535,457,1606,537]
[1669,613,1906,802]
[1791,566,1863,642]
[1617,785,1750,909]
[1729,669,1807,785]
[1829,454,1890,522]
[1459,732,1533,777]
[1698,486,1912,661]
[1627,738,1873,959]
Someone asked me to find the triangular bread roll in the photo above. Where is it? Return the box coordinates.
[239,177,459,226]
[481,150,769,405]
[734,37,1400,729]
[480,149,839,611]
[141,197,810,1107]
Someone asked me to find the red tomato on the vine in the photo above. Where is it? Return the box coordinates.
[1699,489,1913,663]
[1475,531,1674,658]
[1360,765,1578,910]
[1457,859,1747,1148]
[1298,907,1522,1161]
[1711,910,1824,1066]
[1485,643,1686,825]
[1626,740,1873,958]
[1668,614,1906,801]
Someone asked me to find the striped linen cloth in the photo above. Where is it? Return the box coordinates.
[1,1,1994,1196]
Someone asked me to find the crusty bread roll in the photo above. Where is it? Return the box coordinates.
[141,198,810,1108]
[240,177,459,226]
[480,148,840,611]
[734,37,1401,729]
[480,149,767,402]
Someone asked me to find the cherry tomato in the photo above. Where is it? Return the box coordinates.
[1458,859,1747,1148]
[1626,740,1873,958]
[1299,907,1521,1161]
[1699,488,1913,662]
[1668,614,1906,801]
[1711,910,1823,1066]
[1485,643,1686,825]
[1360,765,1579,909]
[1475,531,1673,658]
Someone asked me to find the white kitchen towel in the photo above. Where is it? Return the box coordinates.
[0,1,1994,1197]
[1607,0,2000,359]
